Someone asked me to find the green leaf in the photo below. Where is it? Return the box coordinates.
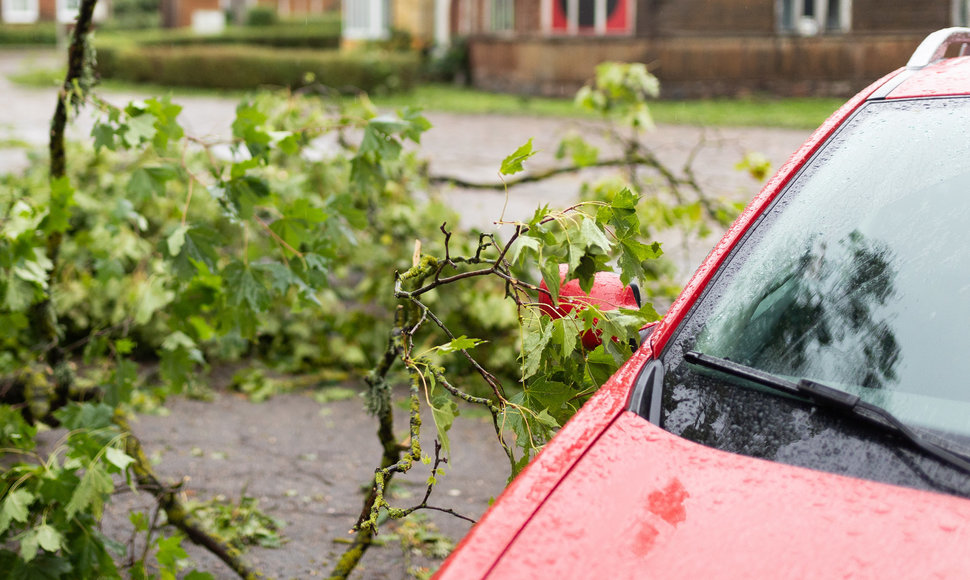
[429,395,459,457]
[130,511,149,532]
[232,102,271,157]
[574,253,611,294]
[500,138,536,175]
[578,216,612,254]
[437,336,484,353]
[127,166,176,199]
[539,260,562,305]
[20,528,40,562]
[276,133,301,155]
[506,235,540,265]
[525,377,573,413]
[69,529,120,579]
[20,524,62,563]
[122,113,157,148]
[551,317,578,361]
[521,319,554,380]
[0,406,37,452]
[161,331,197,352]
[114,338,135,355]
[4,200,44,240]
[65,463,114,520]
[35,524,62,553]
[134,276,175,325]
[369,115,409,134]
[166,225,189,257]
[555,134,599,167]
[53,403,114,430]
[43,177,75,235]
[225,175,271,219]
[105,447,135,472]
[171,226,220,279]
[398,107,432,143]
[0,489,34,534]
[155,533,189,571]
[144,97,184,152]
[534,409,560,429]
[223,262,271,313]
[105,357,137,407]
[91,122,117,152]
[358,125,403,161]
[230,157,261,180]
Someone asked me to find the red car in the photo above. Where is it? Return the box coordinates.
[438,28,970,578]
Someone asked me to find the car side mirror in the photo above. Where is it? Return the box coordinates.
[538,265,641,350]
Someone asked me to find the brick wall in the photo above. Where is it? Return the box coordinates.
[38,0,55,21]
[175,0,220,28]
[469,33,926,97]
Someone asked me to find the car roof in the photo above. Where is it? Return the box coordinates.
[881,27,970,100]
[885,56,970,99]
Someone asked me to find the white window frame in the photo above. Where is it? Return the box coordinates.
[778,0,851,35]
[342,0,390,40]
[489,0,514,32]
[2,0,39,23]
[541,0,635,36]
[55,0,107,23]
[57,0,80,23]
[954,0,970,26]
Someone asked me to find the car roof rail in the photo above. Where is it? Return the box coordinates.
[907,27,970,69]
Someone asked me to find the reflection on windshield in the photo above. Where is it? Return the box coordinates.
[669,97,970,438]
[697,230,900,391]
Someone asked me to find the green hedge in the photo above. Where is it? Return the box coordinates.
[95,43,418,93]
[0,23,57,45]
[98,19,340,49]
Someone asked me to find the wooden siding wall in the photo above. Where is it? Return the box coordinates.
[515,0,540,33]
[852,0,950,32]
[469,34,926,97]
[651,0,775,35]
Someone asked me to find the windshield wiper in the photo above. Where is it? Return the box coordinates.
[684,350,970,476]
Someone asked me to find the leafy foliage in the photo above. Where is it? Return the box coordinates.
[186,495,285,550]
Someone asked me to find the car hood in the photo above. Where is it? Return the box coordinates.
[485,412,970,578]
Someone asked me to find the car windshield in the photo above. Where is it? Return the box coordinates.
[686,97,970,439]
[655,97,970,496]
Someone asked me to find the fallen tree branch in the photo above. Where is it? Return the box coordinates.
[114,412,262,580]
[430,158,634,190]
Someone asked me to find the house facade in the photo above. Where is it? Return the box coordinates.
[458,0,970,97]
[1,0,107,24]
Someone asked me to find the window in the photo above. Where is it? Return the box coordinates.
[954,0,970,26]
[545,0,632,35]
[779,0,850,35]
[57,0,79,22]
[2,0,38,23]
[342,0,390,40]
[490,0,514,32]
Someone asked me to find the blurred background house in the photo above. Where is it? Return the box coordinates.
[0,0,108,25]
[341,0,970,97]
[4,0,969,99]
[453,0,970,97]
